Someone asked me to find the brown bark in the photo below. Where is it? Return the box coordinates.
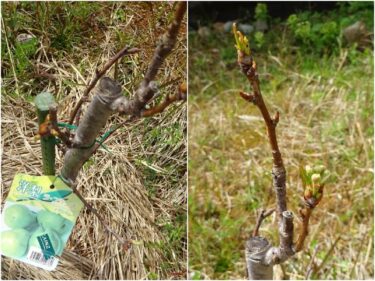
[143,1,186,85]
[252,208,275,237]
[238,54,297,279]
[68,47,140,125]
[238,52,323,279]
[117,1,187,117]
[61,77,123,182]
[59,2,187,248]
[295,207,312,252]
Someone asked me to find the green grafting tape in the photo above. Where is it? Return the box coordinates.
[95,127,115,153]
[57,122,112,153]
[57,122,77,130]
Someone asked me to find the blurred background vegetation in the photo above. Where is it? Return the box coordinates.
[188,1,373,280]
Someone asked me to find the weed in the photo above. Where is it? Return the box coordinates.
[254,3,268,22]
[14,38,38,74]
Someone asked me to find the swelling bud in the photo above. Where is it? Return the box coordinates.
[313,165,325,175]
[304,165,313,176]
[311,174,321,183]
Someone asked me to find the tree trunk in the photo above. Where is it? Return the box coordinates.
[245,236,273,280]
[61,77,123,183]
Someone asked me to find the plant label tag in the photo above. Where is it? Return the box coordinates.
[0,174,84,271]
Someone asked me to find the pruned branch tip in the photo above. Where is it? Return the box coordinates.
[68,46,140,125]
[142,82,187,117]
[253,208,275,237]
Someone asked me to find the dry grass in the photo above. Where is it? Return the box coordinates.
[1,2,186,280]
[188,32,373,279]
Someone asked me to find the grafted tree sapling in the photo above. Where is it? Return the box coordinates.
[233,23,328,280]
[35,2,187,249]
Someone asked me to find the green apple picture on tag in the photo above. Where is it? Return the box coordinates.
[0,174,83,271]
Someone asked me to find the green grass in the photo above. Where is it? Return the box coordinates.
[188,10,374,280]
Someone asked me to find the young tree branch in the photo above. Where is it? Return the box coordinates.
[238,60,286,218]
[236,36,294,268]
[252,208,275,237]
[116,1,186,117]
[143,1,186,85]
[233,23,326,279]
[295,206,313,252]
[58,2,186,251]
[142,82,187,117]
[68,180,131,249]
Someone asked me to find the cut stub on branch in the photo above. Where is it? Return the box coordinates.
[142,82,187,117]
[246,211,295,280]
[116,81,159,116]
[68,46,140,125]
[61,77,123,183]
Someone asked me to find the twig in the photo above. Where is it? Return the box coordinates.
[295,206,313,252]
[234,23,325,279]
[142,1,186,85]
[119,2,187,116]
[237,48,292,256]
[305,245,319,279]
[252,208,275,237]
[238,61,286,212]
[68,46,140,125]
[235,24,293,279]
[312,236,341,277]
[48,105,72,147]
[142,83,187,117]
[69,181,131,250]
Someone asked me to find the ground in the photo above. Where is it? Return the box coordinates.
[1,2,186,280]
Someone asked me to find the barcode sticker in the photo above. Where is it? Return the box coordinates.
[25,246,59,271]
